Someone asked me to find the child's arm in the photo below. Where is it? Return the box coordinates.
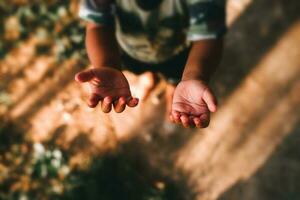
[182,39,223,82]
[85,23,120,68]
[75,1,138,113]
[170,39,223,128]
[170,0,226,128]
[75,22,139,113]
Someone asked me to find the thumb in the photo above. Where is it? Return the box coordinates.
[203,87,218,112]
[75,69,95,83]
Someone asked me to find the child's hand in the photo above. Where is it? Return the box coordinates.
[75,67,139,113]
[170,80,217,128]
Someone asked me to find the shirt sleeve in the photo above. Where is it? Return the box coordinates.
[78,0,115,25]
[187,0,227,41]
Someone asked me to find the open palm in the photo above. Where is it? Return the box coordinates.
[170,80,217,128]
[75,67,139,113]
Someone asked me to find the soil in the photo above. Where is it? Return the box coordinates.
[1,0,300,199]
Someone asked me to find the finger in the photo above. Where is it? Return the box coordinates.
[193,117,201,128]
[188,116,196,127]
[169,115,175,123]
[171,111,181,124]
[127,97,139,107]
[113,96,127,113]
[101,96,113,113]
[75,69,95,83]
[88,93,101,108]
[203,88,218,112]
[199,113,210,128]
[180,114,190,128]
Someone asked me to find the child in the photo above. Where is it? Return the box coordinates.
[75,0,226,128]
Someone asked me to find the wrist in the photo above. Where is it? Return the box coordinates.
[91,59,121,70]
[181,71,210,83]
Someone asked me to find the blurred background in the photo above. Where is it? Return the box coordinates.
[0,0,300,199]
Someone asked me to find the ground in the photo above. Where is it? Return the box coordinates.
[0,0,300,199]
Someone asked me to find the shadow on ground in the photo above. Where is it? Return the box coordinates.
[218,126,300,200]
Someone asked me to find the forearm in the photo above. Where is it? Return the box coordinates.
[86,22,121,69]
[182,39,224,82]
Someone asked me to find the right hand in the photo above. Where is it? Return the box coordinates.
[75,67,139,113]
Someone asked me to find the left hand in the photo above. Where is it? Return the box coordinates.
[170,80,217,128]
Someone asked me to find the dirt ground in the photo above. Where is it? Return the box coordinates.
[1,0,300,199]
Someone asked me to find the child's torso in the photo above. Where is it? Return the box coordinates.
[114,0,190,63]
